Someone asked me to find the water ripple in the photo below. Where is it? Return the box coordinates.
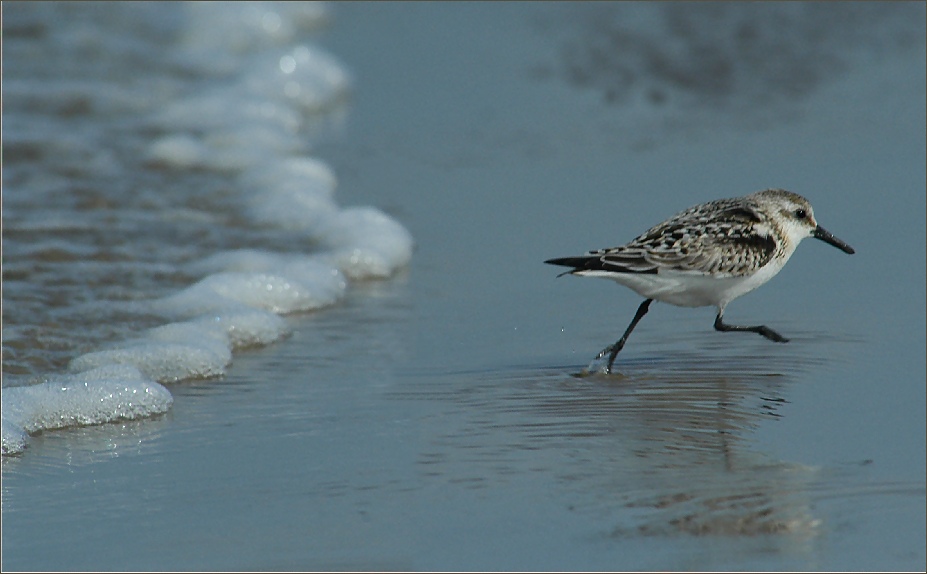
[396,347,836,537]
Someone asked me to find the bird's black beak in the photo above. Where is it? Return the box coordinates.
[813,225,855,254]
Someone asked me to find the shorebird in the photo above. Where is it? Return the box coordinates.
[545,189,855,373]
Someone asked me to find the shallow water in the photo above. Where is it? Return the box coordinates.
[3,2,925,571]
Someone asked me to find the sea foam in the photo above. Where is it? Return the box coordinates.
[3,1,412,456]
[2,365,173,455]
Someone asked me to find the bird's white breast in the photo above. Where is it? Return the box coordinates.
[577,255,788,309]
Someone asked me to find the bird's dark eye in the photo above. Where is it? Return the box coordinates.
[795,208,807,219]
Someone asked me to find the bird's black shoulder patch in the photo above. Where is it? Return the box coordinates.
[721,206,763,223]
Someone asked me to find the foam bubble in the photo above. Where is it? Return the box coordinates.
[147,320,233,355]
[203,117,305,170]
[66,311,290,385]
[1,365,173,455]
[243,156,337,197]
[243,157,340,229]
[146,134,209,170]
[156,268,346,318]
[153,94,305,172]
[190,310,290,349]
[1,418,28,457]
[69,318,237,382]
[144,305,289,349]
[316,207,415,279]
[70,341,231,383]
[248,44,353,113]
[197,250,347,291]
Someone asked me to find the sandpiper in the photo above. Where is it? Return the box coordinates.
[545,189,855,373]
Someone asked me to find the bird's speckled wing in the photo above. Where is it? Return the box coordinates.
[551,199,778,277]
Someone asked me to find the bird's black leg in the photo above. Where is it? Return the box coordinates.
[713,312,789,343]
[596,298,653,373]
